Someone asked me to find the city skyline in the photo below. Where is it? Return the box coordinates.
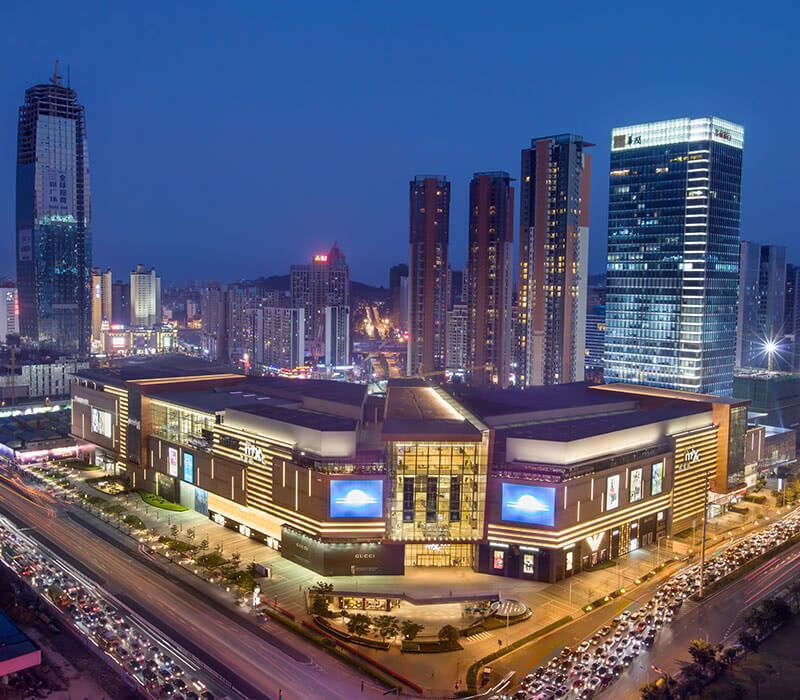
[1,3,798,286]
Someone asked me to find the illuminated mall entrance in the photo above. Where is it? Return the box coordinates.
[405,543,475,567]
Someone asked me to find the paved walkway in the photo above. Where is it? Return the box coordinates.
[30,460,792,694]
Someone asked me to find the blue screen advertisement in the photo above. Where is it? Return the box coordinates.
[183,453,194,483]
[501,483,556,526]
[330,480,383,518]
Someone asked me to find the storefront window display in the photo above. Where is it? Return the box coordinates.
[606,474,620,510]
[651,462,664,495]
[493,550,505,570]
[630,468,643,502]
[522,553,535,574]
[151,401,214,449]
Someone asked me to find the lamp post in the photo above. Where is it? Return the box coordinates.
[698,472,710,599]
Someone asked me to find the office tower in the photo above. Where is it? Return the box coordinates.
[130,265,161,327]
[448,267,465,309]
[16,69,91,354]
[736,242,786,369]
[466,171,514,387]
[605,117,744,396]
[584,304,606,383]
[446,302,468,374]
[91,267,112,349]
[516,134,591,386]
[785,264,800,370]
[390,263,409,328]
[325,305,350,367]
[200,283,227,361]
[291,242,350,359]
[408,175,450,376]
[258,306,305,369]
[111,280,130,326]
[0,284,19,343]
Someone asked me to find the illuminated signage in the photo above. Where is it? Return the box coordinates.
[313,254,328,262]
[501,483,556,527]
[586,533,604,552]
[566,551,574,571]
[168,447,178,477]
[493,550,504,570]
[242,441,266,465]
[630,468,643,503]
[111,336,126,348]
[73,396,89,406]
[183,453,194,483]
[90,407,113,438]
[329,480,383,518]
[684,448,700,464]
[606,474,620,510]
[523,553,534,574]
[651,462,664,496]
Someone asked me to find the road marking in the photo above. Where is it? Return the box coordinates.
[464,631,491,642]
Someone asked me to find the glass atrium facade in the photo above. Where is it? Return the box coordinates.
[604,118,743,396]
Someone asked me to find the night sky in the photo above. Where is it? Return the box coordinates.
[1,2,796,287]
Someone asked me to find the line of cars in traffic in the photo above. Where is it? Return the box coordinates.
[0,516,231,700]
[492,506,800,700]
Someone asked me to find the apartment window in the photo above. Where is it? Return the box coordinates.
[426,477,438,523]
[403,477,414,523]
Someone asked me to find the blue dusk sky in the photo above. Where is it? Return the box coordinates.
[0,1,796,286]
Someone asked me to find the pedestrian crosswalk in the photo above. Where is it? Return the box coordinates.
[464,630,491,642]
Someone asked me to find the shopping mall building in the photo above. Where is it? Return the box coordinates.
[70,359,752,582]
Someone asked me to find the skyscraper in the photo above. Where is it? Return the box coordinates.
[0,283,19,344]
[325,305,350,367]
[16,69,91,354]
[466,171,514,387]
[200,283,227,361]
[785,264,800,370]
[408,175,449,376]
[130,265,161,327]
[91,267,112,350]
[389,263,408,330]
[291,242,350,359]
[111,279,130,327]
[604,117,744,396]
[516,135,591,386]
[736,242,786,368]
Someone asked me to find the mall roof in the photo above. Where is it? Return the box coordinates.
[152,388,295,414]
[382,379,482,441]
[76,355,239,387]
[235,404,358,431]
[505,404,710,442]
[590,382,750,406]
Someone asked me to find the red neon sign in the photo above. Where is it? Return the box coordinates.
[313,254,328,262]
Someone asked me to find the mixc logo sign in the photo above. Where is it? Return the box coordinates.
[242,440,266,465]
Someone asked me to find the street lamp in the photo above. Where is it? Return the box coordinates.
[761,337,782,372]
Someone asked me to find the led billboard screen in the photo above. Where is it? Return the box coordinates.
[329,480,383,518]
[90,407,112,438]
[183,453,194,483]
[168,447,178,477]
[500,483,556,526]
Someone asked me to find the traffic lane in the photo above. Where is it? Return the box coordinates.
[0,481,366,700]
[609,539,800,698]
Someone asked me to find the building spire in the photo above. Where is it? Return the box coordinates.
[50,59,62,86]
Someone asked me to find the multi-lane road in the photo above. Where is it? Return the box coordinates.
[0,469,390,700]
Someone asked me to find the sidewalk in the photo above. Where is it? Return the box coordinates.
[31,460,795,695]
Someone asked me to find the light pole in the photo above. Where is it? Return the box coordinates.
[698,472,710,599]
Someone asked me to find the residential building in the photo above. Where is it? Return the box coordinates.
[258,306,305,369]
[389,264,408,330]
[516,134,591,386]
[130,265,161,328]
[584,304,606,383]
[0,358,88,401]
[408,176,450,377]
[111,280,130,327]
[200,283,227,361]
[325,305,350,367]
[736,242,786,368]
[291,243,350,359]
[604,117,744,396]
[0,284,19,343]
[16,71,91,354]
[446,302,468,374]
[466,171,514,388]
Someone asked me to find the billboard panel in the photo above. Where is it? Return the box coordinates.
[168,447,178,477]
[90,407,112,438]
[183,453,194,483]
[606,474,620,510]
[500,483,556,526]
[329,480,383,518]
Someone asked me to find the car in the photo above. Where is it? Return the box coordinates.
[644,634,656,648]
[580,689,595,699]
[621,654,633,667]
[159,685,175,699]
[577,641,591,653]
[199,693,215,700]
[554,686,569,698]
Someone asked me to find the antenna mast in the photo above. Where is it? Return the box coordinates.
[50,60,62,86]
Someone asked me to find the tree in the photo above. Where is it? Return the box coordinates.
[787,582,800,612]
[345,613,372,637]
[198,537,209,553]
[310,596,330,616]
[761,597,791,628]
[170,524,179,540]
[374,615,399,642]
[721,647,738,668]
[186,527,196,542]
[738,629,760,653]
[400,620,424,641]
[311,581,334,594]
[230,551,241,570]
[688,639,718,670]
[438,624,460,646]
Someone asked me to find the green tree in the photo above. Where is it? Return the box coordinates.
[738,629,760,653]
[311,581,334,594]
[721,647,738,668]
[787,582,800,612]
[198,537,209,553]
[687,639,721,675]
[400,620,424,641]
[170,524,179,540]
[310,596,330,616]
[186,527,196,542]
[345,613,372,637]
[230,551,241,569]
[438,624,460,646]
[374,615,399,642]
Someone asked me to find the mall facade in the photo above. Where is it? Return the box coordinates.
[70,359,750,582]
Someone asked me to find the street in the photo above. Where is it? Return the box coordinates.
[0,471,393,700]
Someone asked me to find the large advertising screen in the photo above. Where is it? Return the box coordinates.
[90,407,112,438]
[606,474,620,510]
[168,447,179,477]
[651,462,664,496]
[501,483,556,526]
[630,468,643,503]
[183,453,194,483]
[330,480,383,518]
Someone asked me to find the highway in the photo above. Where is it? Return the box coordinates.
[0,471,389,700]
